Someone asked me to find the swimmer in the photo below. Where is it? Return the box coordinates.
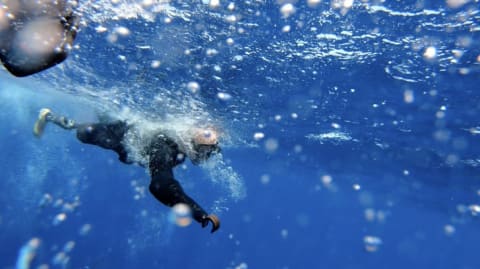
[0,1,78,77]
[33,108,221,233]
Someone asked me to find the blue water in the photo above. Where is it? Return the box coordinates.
[1,1,480,268]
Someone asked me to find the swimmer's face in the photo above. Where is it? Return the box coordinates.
[191,142,221,164]
[190,128,221,164]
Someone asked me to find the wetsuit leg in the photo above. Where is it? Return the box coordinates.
[76,121,131,163]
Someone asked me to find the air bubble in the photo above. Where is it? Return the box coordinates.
[253,132,265,140]
[280,3,295,18]
[114,26,130,36]
[53,213,67,226]
[404,90,414,103]
[260,174,270,184]
[264,138,279,153]
[169,203,192,227]
[444,224,455,236]
[363,236,382,252]
[217,92,232,101]
[423,46,437,59]
[307,0,322,8]
[187,81,200,93]
[151,60,161,68]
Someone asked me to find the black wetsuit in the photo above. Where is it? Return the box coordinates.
[75,121,209,224]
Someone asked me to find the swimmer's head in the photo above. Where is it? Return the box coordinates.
[190,128,221,164]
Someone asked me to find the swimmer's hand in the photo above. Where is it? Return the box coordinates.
[202,214,220,233]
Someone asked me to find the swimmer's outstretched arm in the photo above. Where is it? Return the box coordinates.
[148,169,220,233]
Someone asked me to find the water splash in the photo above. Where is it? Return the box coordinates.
[201,153,246,202]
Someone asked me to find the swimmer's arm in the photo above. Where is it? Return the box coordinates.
[148,169,209,224]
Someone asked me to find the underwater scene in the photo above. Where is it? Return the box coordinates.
[0,0,479,268]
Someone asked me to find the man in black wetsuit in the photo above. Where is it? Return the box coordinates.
[33,108,221,233]
[0,0,78,77]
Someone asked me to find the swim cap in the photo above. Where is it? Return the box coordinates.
[193,128,218,145]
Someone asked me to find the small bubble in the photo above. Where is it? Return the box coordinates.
[187,81,200,93]
[264,138,279,153]
[353,184,361,191]
[363,235,382,252]
[151,60,161,68]
[404,90,414,103]
[444,224,455,236]
[235,262,248,269]
[169,203,192,227]
[459,68,470,75]
[280,229,288,239]
[226,38,234,45]
[307,0,322,8]
[331,123,340,129]
[114,26,130,36]
[403,170,410,176]
[52,252,69,266]
[280,3,295,18]
[260,174,271,185]
[293,145,302,153]
[321,175,332,186]
[364,208,375,222]
[436,111,446,119]
[142,0,154,7]
[253,132,265,141]
[456,204,468,214]
[63,241,75,253]
[95,25,107,33]
[39,193,53,207]
[423,46,437,59]
[225,15,237,23]
[274,115,282,121]
[217,92,232,101]
[79,224,92,236]
[282,25,291,33]
[446,0,470,8]
[227,2,235,10]
[233,55,243,61]
[209,0,220,8]
[343,0,354,8]
[291,113,298,119]
[53,213,67,226]
[469,204,480,216]
[206,48,218,56]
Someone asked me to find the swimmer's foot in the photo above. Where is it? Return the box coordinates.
[33,108,52,137]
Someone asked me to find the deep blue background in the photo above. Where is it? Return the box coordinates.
[1,1,480,269]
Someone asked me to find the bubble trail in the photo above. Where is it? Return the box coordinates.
[16,238,41,269]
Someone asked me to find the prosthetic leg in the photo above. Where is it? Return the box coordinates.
[33,108,76,137]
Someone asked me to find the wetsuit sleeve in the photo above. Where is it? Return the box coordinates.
[149,170,209,223]
[147,139,209,224]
